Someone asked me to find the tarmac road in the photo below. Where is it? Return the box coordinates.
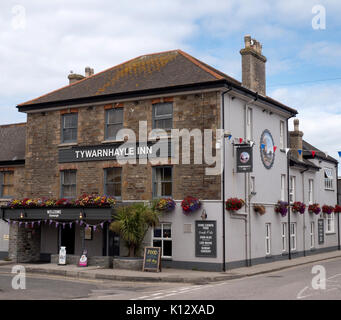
[1,257,341,300]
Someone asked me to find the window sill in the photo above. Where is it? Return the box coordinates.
[101,139,124,144]
[324,189,335,192]
[326,232,336,235]
[58,142,78,148]
[161,257,172,261]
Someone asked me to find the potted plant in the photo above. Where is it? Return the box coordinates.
[253,204,266,215]
[225,198,245,212]
[322,205,334,215]
[274,201,288,217]
[292,202,306,214]
[109,203,160,257]
[308,203,321,215]
[181,196,201,214]
[153,198,176,213]
[334,205,341,214]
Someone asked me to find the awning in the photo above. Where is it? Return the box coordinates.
[1,207,114,221]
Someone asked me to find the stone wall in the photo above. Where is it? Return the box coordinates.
[24,91,221,200]
[8,223,41,262]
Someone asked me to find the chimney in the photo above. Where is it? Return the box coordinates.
[240,35,267,95]
[289,119,304,161]
[85,66,94,77]
[68,71,85,84]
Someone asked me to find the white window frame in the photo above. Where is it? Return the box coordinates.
[281,174,286,201]
[250,176,256,194]
[246,107,253,141]
[310,221,315,249]
[290,222,297,251]
[324,168,333,190]
[265,223,271,255]
[326,212,335,234]
[152,223,172,258]
[281,222,287,252]
[308,179,314,205]
[289,176,296,203]
[280,121,285,150]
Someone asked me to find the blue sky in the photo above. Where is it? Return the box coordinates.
[1,0,341,163]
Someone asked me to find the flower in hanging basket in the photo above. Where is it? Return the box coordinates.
[322,205,334,215]
[308,203,321,215]
[156,198,176,212]
[181,196,201,213]
[225,198,245,212]
[274,201,288,217]
[334,205,341,213]
[253,204,266,215]
[292,201,306,214]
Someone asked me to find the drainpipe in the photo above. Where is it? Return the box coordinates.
[221,88,232,272]
[337,164,340,250]
[300,168,309,257]
[286,118,292,260]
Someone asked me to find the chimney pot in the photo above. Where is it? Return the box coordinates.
[85,66,94,77]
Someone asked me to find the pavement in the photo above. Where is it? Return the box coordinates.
[1,250,341,284]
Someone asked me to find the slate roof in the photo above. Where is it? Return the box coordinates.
[0,123,26,162]
[17,49,297,115]
[302,140,338,164]
[289,154,320,171]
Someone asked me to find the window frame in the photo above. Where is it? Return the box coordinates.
[104,167,122,200]
[280,120,285,150]
[61,113,78,143]
[152,103,173,131]
[152,223,172,259]
[60,170,77,199]
[246,107,253,141]
[0,171,14,199]
[324,167,333,190]
[152,166,173,199]
[105,108,124,141]
[310,221,315,249]
[290,222,297,251]
[326,212,335,234]
[281,174,286,201]
[289,176,296,203]
[265,223,271,255]
[281,222,287,252]
[308,179,314,205]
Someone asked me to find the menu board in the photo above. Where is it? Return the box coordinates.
[142,247,161,272]
[195,221,217,258]
[318,219,324,245]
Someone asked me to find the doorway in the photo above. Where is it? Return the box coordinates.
[60,223,75,255]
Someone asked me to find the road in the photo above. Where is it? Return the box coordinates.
[1,258,341,300]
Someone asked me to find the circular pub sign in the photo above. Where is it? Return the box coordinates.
[260,129,275,169]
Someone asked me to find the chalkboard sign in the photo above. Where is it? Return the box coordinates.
[318,219,324,245]
[142,247,161,272]
[195,220,217,258]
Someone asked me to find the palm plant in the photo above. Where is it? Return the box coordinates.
[109,202,160,257]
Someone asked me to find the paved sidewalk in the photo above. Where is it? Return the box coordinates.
[1,250,341,284]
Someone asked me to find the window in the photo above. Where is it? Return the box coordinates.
[246,107,253,141]
[0,171,14,198]
[281,222,287,252]
[61,113,78,143]
[153,103,173,130]
[281,174,286,201]
[324,168,333,190]
[105,108,123,140]
[153,166,172,198]
[280,121,285,149]
[265,223,271,255]
[104,167,122,199]
[310,222,315,248]
[289,176,296,203]
[60,170,76,199]
[153,223,172,258]
[326,212,335,233]
[308,179,314,205]
[290,222,297,251]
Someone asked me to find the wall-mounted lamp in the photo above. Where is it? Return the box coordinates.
[79,212,83,220]
[20,212,25,219]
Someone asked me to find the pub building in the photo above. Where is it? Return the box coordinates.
[0,35,339,271]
